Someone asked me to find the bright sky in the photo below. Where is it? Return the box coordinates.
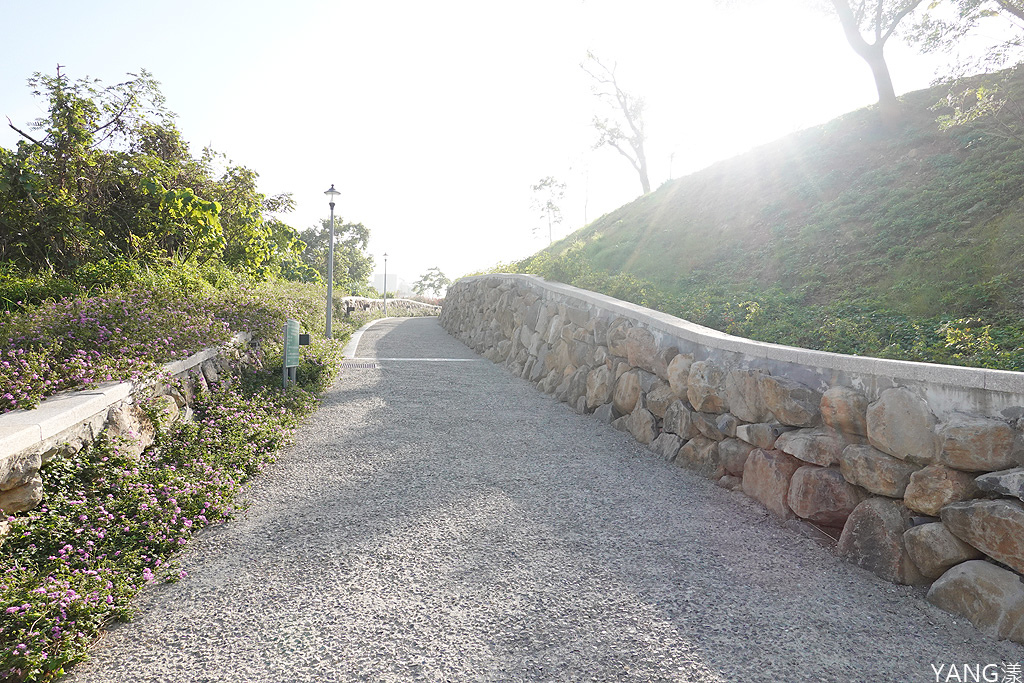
[0,0,985,286]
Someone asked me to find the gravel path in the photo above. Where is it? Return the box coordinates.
[68,317,1024,683]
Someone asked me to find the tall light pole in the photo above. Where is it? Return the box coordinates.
[324,184,340,338]
[382,252,388,317]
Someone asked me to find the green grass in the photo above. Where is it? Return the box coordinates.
[505,67,1024,371]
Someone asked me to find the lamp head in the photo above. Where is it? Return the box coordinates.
[324,184,340,207]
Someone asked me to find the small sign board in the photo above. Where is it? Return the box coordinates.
[284,319,300,368]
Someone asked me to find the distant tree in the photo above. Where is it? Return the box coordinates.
[297,219,375,294]
[1,66,299,278]
[581,52,651,194]
[530,176,566,244]
[1,67,184,270]
[413,267,451,297]
[267,217,320,283]
[829,0,927,125]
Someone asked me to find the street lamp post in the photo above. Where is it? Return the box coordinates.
[382,252,388,317]
[324,184,340,338]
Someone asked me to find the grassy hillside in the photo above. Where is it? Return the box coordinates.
[512,67,1024,370]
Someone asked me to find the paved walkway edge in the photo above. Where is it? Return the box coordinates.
[341,317,389,358]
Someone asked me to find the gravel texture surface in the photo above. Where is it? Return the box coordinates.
[68,317,1024,682]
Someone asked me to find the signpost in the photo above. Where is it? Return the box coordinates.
[283,318,300,388]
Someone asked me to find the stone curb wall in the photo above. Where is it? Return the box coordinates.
[0,332,253,515]
[441,273,1024,644]
[340,297,440,317]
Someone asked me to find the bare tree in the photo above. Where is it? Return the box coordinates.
[581,52,651,194]
[829,0,926,124]
[530,176,566,244]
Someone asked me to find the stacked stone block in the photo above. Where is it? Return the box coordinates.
[441,274,1024,645]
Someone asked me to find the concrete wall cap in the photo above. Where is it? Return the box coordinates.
[0,334,246,462]
[0,424,43,457]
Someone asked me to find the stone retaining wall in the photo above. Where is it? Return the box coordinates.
[340,297,440,317]
[0,333,253,516]
[441,273,1024,644]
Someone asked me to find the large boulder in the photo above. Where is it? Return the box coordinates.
[200,358,220,385]
[564,305,590,327]
[594,403,616,424]
[735,422,792,450]
[942,499,1024,575]
[719,438,755,478]
[586,317,609,347]
[546,340,572,377]
[649,433,684,462]
[606,317,633,357]
[645,381,676,419]
[527,346,550,382]
[544,313,564,345]
[625,327,676,379]
[775,427,847,467]
[904,522,984,579]
[692,412,726,441]
[904,465,980,517]
[612,370,643,416]
[820,386,869,438]
[927,561,1024,643]
[837,498,926,585]
[663,400,700,439]
[724,367,771,423]
[787,466,869,528]
[570,339,595,369]
[687,360,728,414]
[865,387,939,464]
[937,414,1016,472]
[565,366,590,407]
[0,451,42,491]
[522,300,541,332]
[675,436,723,479]
[627,405,658,445]
[976,467,1024,503]
[586,365,615,410]
[716,413,739,438]
[0,473,43,514]
[625,326,657,371]
[105,402,156,459]
[519,324,536,351]
[741,448,803,520]
[759,375,821,427]
[839,444,921,498]
[536,303,555,339]
[666,353,694,399]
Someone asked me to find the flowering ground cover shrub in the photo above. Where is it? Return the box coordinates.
[0,288,233,414]
[0,274,364,681]
[0,353,341,682]
[0,279,360,415]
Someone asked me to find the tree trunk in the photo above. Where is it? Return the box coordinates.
[831,0,905,127]
[638,156,651,194]
[862,43,902,127]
